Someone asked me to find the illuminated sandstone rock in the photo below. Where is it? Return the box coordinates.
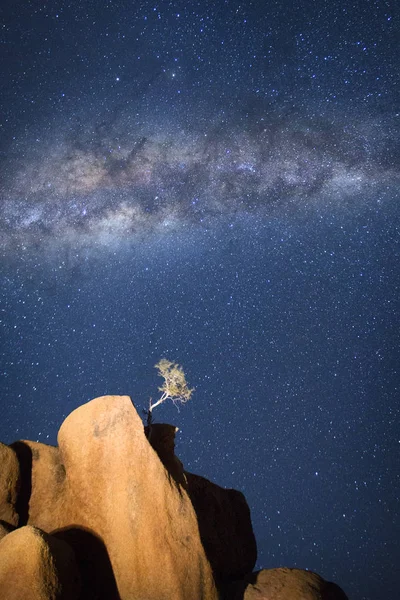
[0,525,80,600]
[222,567,349,600]
[1,396,217,600]
[0,396,348,600]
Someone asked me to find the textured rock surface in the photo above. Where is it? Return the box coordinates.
[0,521,15,542]
[221,568,349,600]
[0,525,80,600]
[26,396,217,600]
[11,440,66,532]
[0,443,20,527]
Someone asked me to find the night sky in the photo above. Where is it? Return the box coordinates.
[1,1,399,598]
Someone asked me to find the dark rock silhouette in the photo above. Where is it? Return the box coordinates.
[144,422,187,488]
[53,527,119,600]
[0,395,348,599]
[186,471,257,582]
[0,443,20,527]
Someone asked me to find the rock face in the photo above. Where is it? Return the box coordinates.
[10,440,66,531]
[145,422,257,582]
[186,472,257,582]
[0,395,348,600]
[0,525,80,600]
[0,442,20,527]
[0,396,218,600]
[144,423,187,488]
[222,568,349,600]
[58,396,218,599]
[0,521,15,542]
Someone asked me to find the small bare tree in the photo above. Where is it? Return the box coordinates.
[145,359,194,427]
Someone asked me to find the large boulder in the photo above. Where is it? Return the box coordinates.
[221,568,349,600]
[44,395,218,600]
[0,397,348,598]
[0,525,80,600]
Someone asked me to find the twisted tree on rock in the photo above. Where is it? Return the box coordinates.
[145,359,194,427]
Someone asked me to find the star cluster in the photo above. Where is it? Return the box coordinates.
[1,107,398,253]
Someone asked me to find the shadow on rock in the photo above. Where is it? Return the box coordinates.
[9,441,33,527]
[53,526,120,600]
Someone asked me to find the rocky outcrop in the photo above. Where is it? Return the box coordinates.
[58,395,218,599]
[0,525,80,600]
[221,568,349,600]
[0,395,348,600]
[0,396,218,600]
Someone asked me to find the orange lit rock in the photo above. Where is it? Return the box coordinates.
[0,397,348,599]
[0,525,80,600]
[0,521,14,542]
[222,568,349,600]
[54,396,217,600]
[10,440,66,532]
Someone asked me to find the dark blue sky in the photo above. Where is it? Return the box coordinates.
[1,2,399,599]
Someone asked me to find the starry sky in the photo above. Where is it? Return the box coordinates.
[1,1,399,598]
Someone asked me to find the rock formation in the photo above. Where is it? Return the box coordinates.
[0,395,348,600]
[221,568,350,600]
[0,526,81,600]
